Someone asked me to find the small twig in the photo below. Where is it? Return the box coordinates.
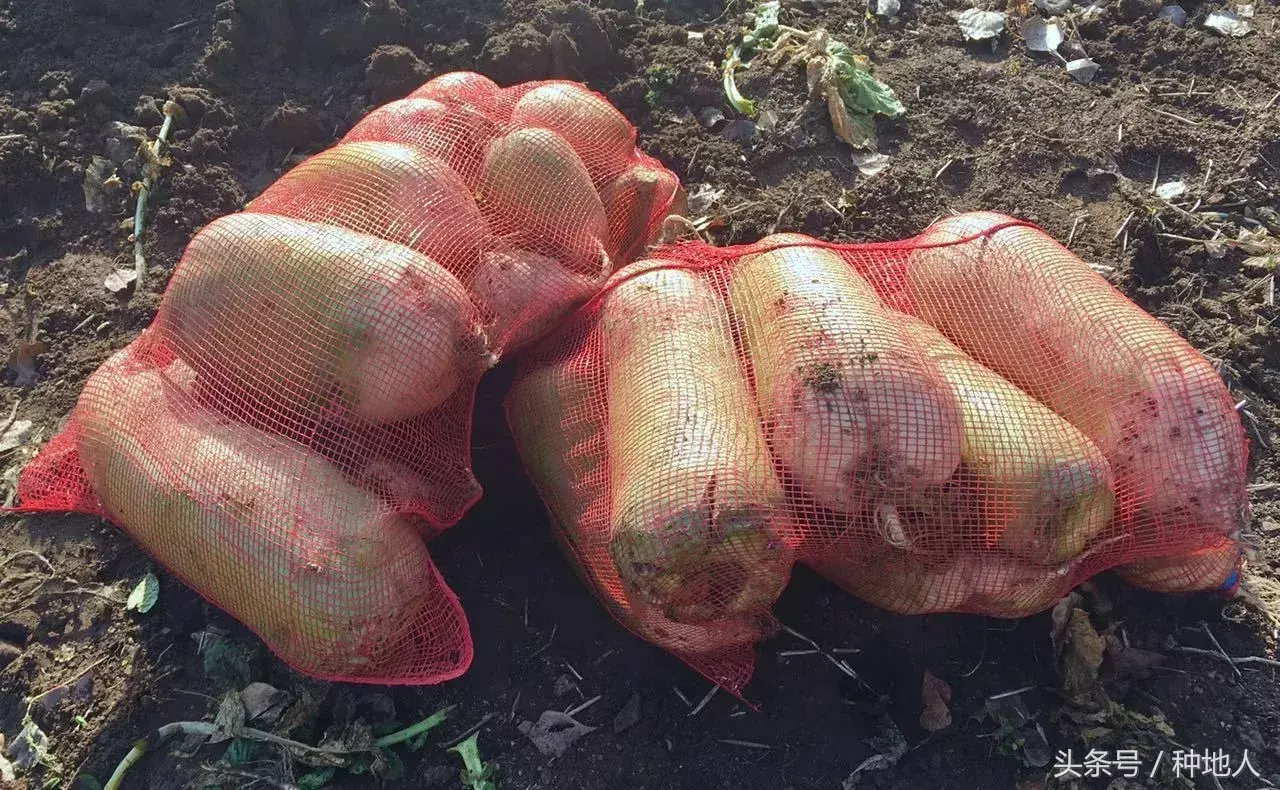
[988,685,1037,701]
[778,649,819,657]
[44,587,125,605]
[105,720,364,790]
[0,398,21,437]
[1148,106,1199,126]
[718,739,771,750]
[1203,159,1213,189]
[1066,214,1087,247]
[962,628,989,678]
[566,695,602,718]
[1265,90,1280,110]
[1248,482,1280,494]
[28,657,110,704]
[687,685,719,718]
[439,713,494,750]
[564,661,583,682]
[933,158,955,180]
[1200,622,1244,678]
[165,18,198,33]
[672,686,693,708]
[529,623,558,658]
[779,622,868,687]
[1174,646,1280,669]
[1150,153,1161,194]
[1113,210,1135,241]
[507,691,522,724]
[1,549,52,573]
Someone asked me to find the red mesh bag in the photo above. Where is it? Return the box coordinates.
[16,73,682,684]
[507,213,1249,694]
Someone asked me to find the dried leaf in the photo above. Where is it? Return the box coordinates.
[104,268,137,294]
[240,682,290,723]
[1204,9,1252,36]
[210,692,247,744]
[1049,591,1082,653]
[956,8,1006,41]
[1102,633,1165,681]
[517,710,596,758]
[0,419,32,453]
[1023,17,1063,52]
[1060,609,1106,703]
[613,692,642,734]
[919,670,952,731]
[842,714,908,787]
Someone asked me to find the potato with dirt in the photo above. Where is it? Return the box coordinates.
[163,213,493,425]
[809,544,1073,617]
[76,353,463,680]
[508,338,777,656]
[599,161,687,265]
[600,264,793,625]
[466,246,603,354]
[727,235,963,516]
[898,314,1116,563]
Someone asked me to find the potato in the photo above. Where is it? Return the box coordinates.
[341,98,498,189]
[809,544,1069,617]
[728,236,963,514]
[248,140,493,277]
[410,71,503,118]
[1117,540,1240,593]
[903,212,1249,537]
[465,246,602,354]
[601,266,792,624]
[509,82,637,186]
[599,162,685,265]
[477,127,609,274]
[163,213,492,425]
[76,353,471,681]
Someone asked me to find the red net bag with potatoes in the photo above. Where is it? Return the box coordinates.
[507,212,1249,694]
[15,72,683,684]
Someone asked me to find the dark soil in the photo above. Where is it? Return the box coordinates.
[3,0,1280,788]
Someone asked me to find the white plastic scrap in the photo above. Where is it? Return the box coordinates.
[1065,58,1100,83]
[1157,4,1188,24]
[1204,9,1252,36]
[876,0,901,17]
[957,8,1006,41]
[1155,180,1188,200]
[1023,17,1063,52]
[851,151,892,177]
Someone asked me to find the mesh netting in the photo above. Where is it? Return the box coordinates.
[507,212,1250,695]
[16,73,681,684]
